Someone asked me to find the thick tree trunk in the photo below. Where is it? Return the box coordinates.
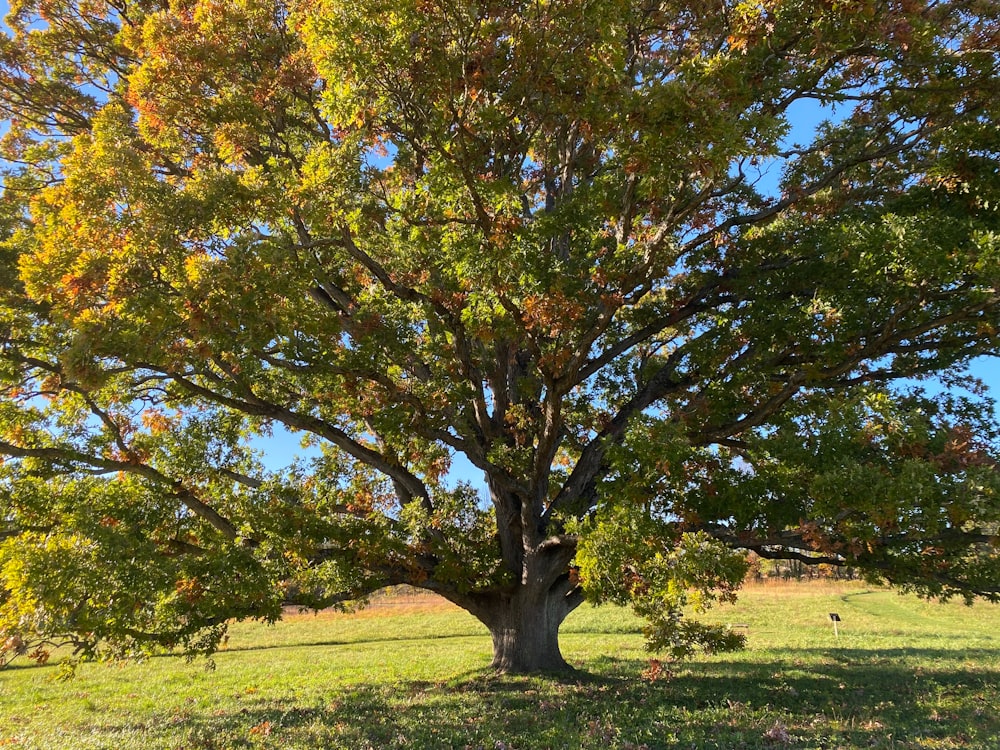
[461,481,583,672]
[474,584,581,673]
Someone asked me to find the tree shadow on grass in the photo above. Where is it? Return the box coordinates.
[219,630,490,655]
[82,647,1000,750]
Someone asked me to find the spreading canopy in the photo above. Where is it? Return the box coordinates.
[1,0,999,672]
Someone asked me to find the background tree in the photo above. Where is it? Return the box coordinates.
[1,0,999,673]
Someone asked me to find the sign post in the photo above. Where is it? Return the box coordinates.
[829,613,841,638]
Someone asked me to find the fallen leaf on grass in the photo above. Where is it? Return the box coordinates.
[764,720,791,744]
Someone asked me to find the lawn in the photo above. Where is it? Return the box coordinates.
[1,581,998,749]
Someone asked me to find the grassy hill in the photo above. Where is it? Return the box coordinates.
[1,581,998,749]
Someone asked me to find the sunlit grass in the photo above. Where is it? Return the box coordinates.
[2,582,998,749]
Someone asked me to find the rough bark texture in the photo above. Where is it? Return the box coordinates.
[472,581,583,673]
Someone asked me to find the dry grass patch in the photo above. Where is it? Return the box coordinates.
[280,587,462,622]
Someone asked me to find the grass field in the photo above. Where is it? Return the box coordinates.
[1,581,998,749]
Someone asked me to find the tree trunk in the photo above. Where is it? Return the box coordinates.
[476,586,579,673]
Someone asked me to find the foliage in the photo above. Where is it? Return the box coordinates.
[574,522,749,658]
[0,0,999,672]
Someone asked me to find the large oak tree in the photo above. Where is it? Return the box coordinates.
[2,0,1000,673]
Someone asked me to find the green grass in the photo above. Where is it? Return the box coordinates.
[2,582,999,749]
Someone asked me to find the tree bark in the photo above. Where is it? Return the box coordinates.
[472,582,582,673]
